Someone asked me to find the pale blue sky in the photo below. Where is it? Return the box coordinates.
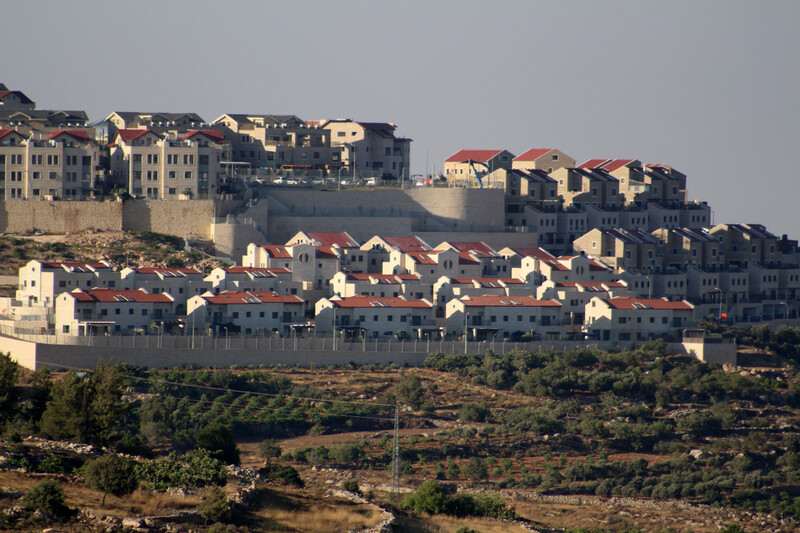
[3,1,799,237]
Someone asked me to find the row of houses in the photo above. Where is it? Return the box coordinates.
[5,224,797,344]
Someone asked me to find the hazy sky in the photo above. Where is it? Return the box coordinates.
[4,1,799,237]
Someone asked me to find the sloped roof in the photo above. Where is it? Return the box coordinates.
[513,148,553,162]
[0,128,25,141]
[460,295,561,307]
[223,266,290,275]
[577,158,610,169]
[509,247,556,260]
[602,296,693,311]
[131,266,201,276]
[601,159,637,172]
[180,130,226,143]
[0,90,34,105]
[445,149,504,163]
[442,241,498,258]
[381,236,432,252]
[329,295,431,309]
[41,261,110,271]
[258,245,293,258]
[69,288,172,303]
[116,129,162,142]
[203,290,303,305]
[302,232,359,248]
[44,130,91,142]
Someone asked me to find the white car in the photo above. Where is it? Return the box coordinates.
[272,177,286,184]
[366,178,377,186]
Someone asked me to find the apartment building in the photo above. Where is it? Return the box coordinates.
[433,276,529,311]
[119,267,209,313]
[360,235,433,274]
[383,248,483,283]
[330,273,428,300]
[17,260,115,307]
[321,119,411,180]
[204,266,300,296]
[574,228,660,271]
[187,290,304,336]
[651,227,722,270]
[105,112,206,137]
[584,296,695,343]
[711,223,781,267]
[315,295,435,339]
[213,114,342,171]
[551,167,624,208]
[445,295,564,341]
[444,149,514,188]
[0,129,102,200]
[434,241,512,277]
[55,288,176,336]
[109,129,230,198]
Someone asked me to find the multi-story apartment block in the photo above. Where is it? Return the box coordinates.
[512,148,575,173]
[444,149,514,188]
[574,228,660,271]
[330,273,428,300]
[711,224,781,268]
[434,241,512,277]
[651,227,722,270]
[537,280,632,336]
[433,276,528,312]
[321,119,411,180]
[109,129,230,198]
[445,295,564,341]
[0,129,102,200]
[187,290,304,336]
[551,167,625,208]
[56,288,176,336]
[213,114,342,171]
[584,296,695,343]
[204,266,300,296]
[119,267,210,313]
[383,248,483,283]
[359,235,433,274]
[315,295,435,339]
[243,242,340,292]
[105,112,206,137]
[17,260,115,307]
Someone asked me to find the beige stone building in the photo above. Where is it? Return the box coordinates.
[512,148,575,173]
[319,119,411,180]
[213,114,342,172]
[0,129,103,200]
[109,129,230,198]
[0,84,35,110]
[444,149,514,188]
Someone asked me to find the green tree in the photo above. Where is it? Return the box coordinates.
[196,423,240,465]
[462,457,489,481]
[402,480,449,514]
[23,480,68,516]
[258,439,282,465]
[39,362,129,445]
[395,373,425,409]
[199,487,229,524]
[84,454,139,506]
[0,352,19,424]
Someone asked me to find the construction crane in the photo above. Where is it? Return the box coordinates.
[467,159,490,188]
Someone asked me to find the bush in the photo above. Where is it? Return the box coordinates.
[259,463,304,487]
[402,480,450,514]
[458,403,490,423]
[342,479,361,494]
[84,454,139,506]
[199,487,229,524]
[196,423,240,465]
[23,480,68,516]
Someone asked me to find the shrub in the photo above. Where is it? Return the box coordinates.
[458,403,490,423]
[199,487,229,524]
[23,480,68,516]
[84,454,139,506]
[342,479,361,494]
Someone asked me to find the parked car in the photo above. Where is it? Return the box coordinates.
[366,178,377,186]
[272,177,286,184]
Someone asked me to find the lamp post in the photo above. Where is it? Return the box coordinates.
[224,326,229,349]
[464,311,469,354]
[332,305,337,350]
[715,287,723,321]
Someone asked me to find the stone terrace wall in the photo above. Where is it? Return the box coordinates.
[122,200,216,240]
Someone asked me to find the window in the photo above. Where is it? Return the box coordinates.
[184,171,192,180]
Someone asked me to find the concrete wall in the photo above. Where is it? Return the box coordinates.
[682,340,738,365]
[269,216,416,244]
[122,200,216,239]
[1,335,38,370]
[0,200,123,233]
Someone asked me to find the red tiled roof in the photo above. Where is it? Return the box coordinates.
[577,158,610,169]
[203,290,303,305]
[406,251,441,265]
[330,295,431,309]
[304,232,359,248]
[69,288,172,303]
[603,297,693,310]
[445,149,504,163]
[180,130,226,143]
[0,129,23,140]
[41,261,110,270]
[258,245,292,258]
[224,266,290,275]
[346,273,421,283]
[315,246,341,259]
[116,129,162,142]
[511,248,556,260]
[513,148,552,162]
[132,266,200,275]
[382,236,431,252]
[44,130,90,142]
[601,159,636,173]
[450,277,524,285]
[461,295,561,307]
[443,242,498,258]
[457,252,481,265]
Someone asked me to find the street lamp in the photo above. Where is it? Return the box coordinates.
[332,305,337,350]
[715,287,723,321]
[464,311,469,354]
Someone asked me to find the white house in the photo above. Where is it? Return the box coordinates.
[445,295,564,341]
[583,296,695,343]
[315,295,435,339]
[17,260,116,307]
[187,290,305,336]
[55,288,176,336]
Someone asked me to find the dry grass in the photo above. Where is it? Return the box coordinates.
[244,487,383,532]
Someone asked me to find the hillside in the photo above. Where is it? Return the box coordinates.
[2,340,799,532]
